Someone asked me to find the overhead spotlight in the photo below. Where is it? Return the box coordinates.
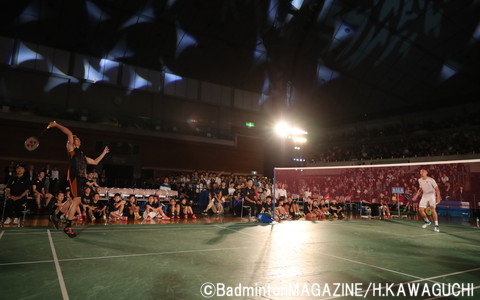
[275,122,289,137]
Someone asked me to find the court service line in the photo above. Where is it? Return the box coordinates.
[47,230,69,300]
[0,230,4,241]
[59,246,249,263]
[0,259,54,266]
[0,246,250,267]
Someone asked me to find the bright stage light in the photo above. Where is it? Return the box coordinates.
[275,122,289,137]
[292,136,307,144]
[275,122,308,142]
[290,127,308,135]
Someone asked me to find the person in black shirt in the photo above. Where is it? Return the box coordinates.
[3,164,30,225]
[242,179,261,216]
[108,193,126,221]
[328,199,344,218]
[304,196,314,218]
[167,198,180,219]
[91,193,106,220]
[80,186,94,221]
[32,170,53,211]
[260,196,273,215]
[49,121,109,238]
[124,195,141,220]
[179,197,196,219]
[232,184,243,216]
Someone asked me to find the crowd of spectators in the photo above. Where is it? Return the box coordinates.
[2,156,477,224]
[312,113,480,162]
[276,162,471,216]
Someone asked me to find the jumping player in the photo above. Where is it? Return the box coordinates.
[412,168,441,232]
[49,121,109,238]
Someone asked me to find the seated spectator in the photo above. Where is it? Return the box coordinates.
[89,193,107,221]
[143,196,169,220]
[79,186,94,221]
[360,189,372,216]
[124,194,141,220]
[304,196,315,218]
[328,199,344,218]
[203,190,225,215]
[283,197,292,215]
[179,197,196,219]
[378,192,391,219]
[160,177,171,190]
[319,199,330,216]
[85,171,100,192]
[108,193,126,221]
[3,163,30,225]
[231,184,243,216]
[312,199,325,218]
[167,198,180,219]
[274,198,290,220]
[32,170,53,212]
[287,197,303,218]
[260,196,273,215]
[49,191,67,229]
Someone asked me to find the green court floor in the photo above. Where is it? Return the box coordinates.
[0,219,479,299]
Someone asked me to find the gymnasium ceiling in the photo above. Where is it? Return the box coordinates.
[1,0,480,125]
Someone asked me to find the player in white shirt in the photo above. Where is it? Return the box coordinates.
[412,169,441,232]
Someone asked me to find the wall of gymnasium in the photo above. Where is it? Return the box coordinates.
[0,117,265,184]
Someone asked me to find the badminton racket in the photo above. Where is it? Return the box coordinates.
[24,121,55,151]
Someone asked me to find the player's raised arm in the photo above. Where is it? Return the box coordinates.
[49,121,74,149]
[86,146,110,165]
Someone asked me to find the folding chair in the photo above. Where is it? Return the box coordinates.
[240,200,251,220]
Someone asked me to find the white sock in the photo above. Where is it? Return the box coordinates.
[424,218,429,222]
[435,221,439,226]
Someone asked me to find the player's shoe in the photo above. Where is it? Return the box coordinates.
[3,217,12,225]
[434,226,440,232]
[50,212,60,230]
[63,227,77,238]
[13,218,20,225]
[422,221,432,228]
[191,214,197,219]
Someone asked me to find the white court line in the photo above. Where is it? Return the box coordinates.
[0,246,249,266]
[1,224,478,270]
[47,230,69,300]
[322,261,480,299]
[0,259,54,266]
[0,230,4,240]
[59,246,248,263]
[407,266,480,284]
[320,252,440,285]
[214,224,259,237]
[0,223,259,235]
